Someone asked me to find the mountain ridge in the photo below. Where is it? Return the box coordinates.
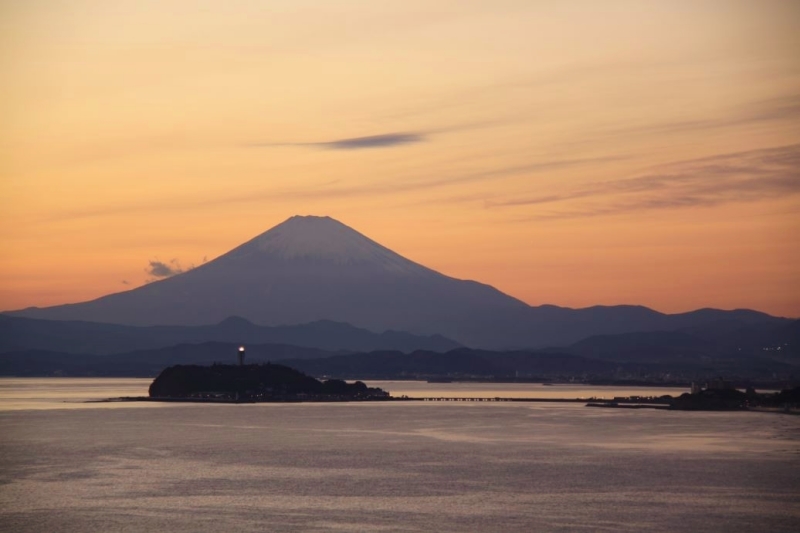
[0,314,460,355]
[2,319,797,380]
[4,215,791,349]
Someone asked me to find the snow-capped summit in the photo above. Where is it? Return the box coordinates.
[225,215,432,275]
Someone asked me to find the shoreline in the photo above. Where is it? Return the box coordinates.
[92,396,592,404]
[91,396,800,414]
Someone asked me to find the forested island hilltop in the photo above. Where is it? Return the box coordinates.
[148,362,389,402]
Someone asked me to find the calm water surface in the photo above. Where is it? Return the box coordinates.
[1,378,798,532]
[369,380,690,400]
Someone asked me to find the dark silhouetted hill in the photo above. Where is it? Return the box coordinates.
[279,348,617,380]
[0,342,333,377]
[148,363,387,399]
[2,339,797,381]
[0,314,460,355]
[565,319,799,363]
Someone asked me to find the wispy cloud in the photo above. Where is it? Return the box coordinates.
[49,141,796,224]
[321,132,424,149]
[489,144,800,220]
[243,118,509,151]
[283,155,626,199]
[588,94,800,141]
[47,154,624,222]
[246,131,425,150]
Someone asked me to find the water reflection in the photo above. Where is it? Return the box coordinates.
[0,378,690,411]
[0,378,153,410]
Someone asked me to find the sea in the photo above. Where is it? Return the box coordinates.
[0,378,798,532]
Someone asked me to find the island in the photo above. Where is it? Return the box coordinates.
[148,362,390,402]
[99,359,799,412]
[586,381,800,413]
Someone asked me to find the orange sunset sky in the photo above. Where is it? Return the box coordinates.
[1,1,799,317]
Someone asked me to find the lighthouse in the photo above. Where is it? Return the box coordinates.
[238,346,246,366]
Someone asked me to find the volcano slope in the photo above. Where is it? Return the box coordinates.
[7,216,787,349]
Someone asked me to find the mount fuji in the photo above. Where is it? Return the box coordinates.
[5,216,787,348]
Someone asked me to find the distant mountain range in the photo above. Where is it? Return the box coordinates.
[4,215,794,349]
[279,348,616,380]
[0,315,460,355]
[562,318,799,363]
[0,342,333,377]
[281,319,798,382]
[2,319,796,382]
